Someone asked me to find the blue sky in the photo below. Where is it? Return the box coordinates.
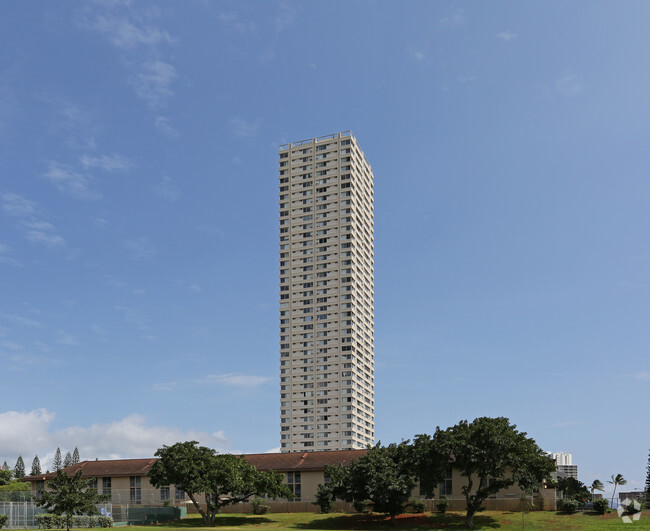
[1,0,649,498]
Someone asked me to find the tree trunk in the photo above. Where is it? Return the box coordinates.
[188,493,210,525]
[466,507,475,529]
[390,514,396,527]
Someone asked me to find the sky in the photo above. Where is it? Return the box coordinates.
[1,0,649,500]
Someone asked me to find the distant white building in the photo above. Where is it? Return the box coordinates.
[552,452,572,465]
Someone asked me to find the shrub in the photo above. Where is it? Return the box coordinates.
[624,500,644,515]
[353,500,373,514]
[0,514,8,529]
[436,497,449,513]
[558,498,580,514]
[97,515,114,528]
[314,485,334,513]
[407,499,427,513]
[250,498,270,515]
[34,514,113,528]
[592,498,609,515]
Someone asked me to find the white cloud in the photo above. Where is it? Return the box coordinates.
[457,75,476,84]
[0,244,22,267]
[26,231,66,248]
[274,3,298,33]
[0,410,230,464]
[124,237,157,259]
[439,8,466,29]
[154,116,179,137]
[556,72,584,96]
[231,117,259,138]
[154,176,181,202]
[496,30,517,41]
[189,284,201,293]
[54,331,80,346]
[634,371,650,381]
[1,313,44,328]
[80,153,133,172]
[85,14,176,50]
[115,305,150,330]
[219,12,256,34]
[43,161,101,200]
[407,47,425,62]
[131,61,176,109]
[203,373,271,387]
[1,193,36,217]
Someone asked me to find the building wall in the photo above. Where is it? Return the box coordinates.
[279,131,375,453]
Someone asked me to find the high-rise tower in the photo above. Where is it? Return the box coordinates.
[279,131,374,452]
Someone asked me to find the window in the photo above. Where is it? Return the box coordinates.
[88,478,98,490]
[286,471,301,501]
[102,477,111,497]
[438,467,452,496]
[175,488,186,501]
[160,486,170,501]
[130,476,141,504]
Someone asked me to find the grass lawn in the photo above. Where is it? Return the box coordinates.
[120,510,650,530]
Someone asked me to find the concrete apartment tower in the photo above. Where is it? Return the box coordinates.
[278,131,375,452]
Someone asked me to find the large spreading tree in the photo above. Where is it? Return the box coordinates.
[316,442,415,525]
[148,441,292,525]
[36,470,107,531]
[412,417,554,529]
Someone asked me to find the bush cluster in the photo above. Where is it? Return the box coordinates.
[592,498,609,515]
[407,499,427,513]
[558,498,580,514]
[436,497,449,513]
[0,514,8,529]
[35,514,113,528]
[250,498,270,515]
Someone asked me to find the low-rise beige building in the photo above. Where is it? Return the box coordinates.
[24,449,556,513]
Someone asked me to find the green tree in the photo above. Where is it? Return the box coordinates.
[645,452,650,503]
[609,473,627,507]
[14,456,25,479]
[72,447,80,465]
[148,441,292,526]
[36,469,107,531]
[319,442,414,525]
[53,448,62,472]
[63,452,72,469]
[31,456,42,476]
[557,477,589,503]
[412,417,554,529]
[0,464,12,486]
[590,479,604,501]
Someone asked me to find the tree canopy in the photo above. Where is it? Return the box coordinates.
[411,417,554,529]
[148,441,292,526]
[317,442,415,525]
[14,456,25,479]
[31,455,42,477]
[36,470,107,531]
[53,448,62,472]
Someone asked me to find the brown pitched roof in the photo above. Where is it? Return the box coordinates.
[22,449,368,482]
[23,458,157,482]
[241,449,368,471]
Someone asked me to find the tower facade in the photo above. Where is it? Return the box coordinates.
[279,131,374,452]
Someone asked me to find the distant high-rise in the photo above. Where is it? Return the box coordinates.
[278,131,374,452]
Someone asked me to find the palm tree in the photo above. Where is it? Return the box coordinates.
[590,479,604,501]
[609,474,627,507]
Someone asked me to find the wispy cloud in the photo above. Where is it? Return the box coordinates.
[43,161,101,200]
[24,230,66,248]
[274,3,298,33]
[189,284,201,293]
[154,116,179,137]
[496,30,517,41]
[556,72,584,96]
[1,193,36,217]
[130,61,176,109]
[115,305,150,331]
[82,14,176,50]
[154,176,181,202]
[439,8,466,29]
[1,313,44,328]
[203,373,271,387]
[634,371,650,381]
[0,244,22,267]
[407,47,425,62]
[231,117,259,138]
[124,237,157,259]
[219,12,256,34]
[54,331,80,346]
[553,420,583,427]
[457,75,476,84]
[80,153,133,172]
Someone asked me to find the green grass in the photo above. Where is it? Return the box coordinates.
[118,510,650,530]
